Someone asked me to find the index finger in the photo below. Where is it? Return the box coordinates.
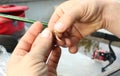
[48,8,62,32]
[13,21,43,56]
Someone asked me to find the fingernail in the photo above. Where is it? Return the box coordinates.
[41,29,51,38]
[54,22,64,32]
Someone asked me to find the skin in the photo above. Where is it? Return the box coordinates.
[7,0,120,76]
[48,0,120,53]
[7,21,61,76]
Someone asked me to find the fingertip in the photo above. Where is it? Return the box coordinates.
[69,45,78,54]
[40,28,52,39]
[26,21,43,36]
[54,13,75,33]
[54,22,64,33]
[33,21,43,29]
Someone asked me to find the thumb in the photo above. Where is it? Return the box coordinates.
[54,13,76,33]
[28,28,53,59]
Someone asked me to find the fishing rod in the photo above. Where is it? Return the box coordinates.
[0,13,48,27]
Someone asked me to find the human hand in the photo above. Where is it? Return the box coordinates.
[48,0,120,53]
[7,21,61,76]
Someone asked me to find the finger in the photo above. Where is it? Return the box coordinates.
[56,38,66,47]
[56,38,71,47]
[29,28,53,60]
[48,7,63,32]
[13,21,43,56]
[47,46,61,69]
[64,38,72,47]
[54,12,76,33]
[69,37,80,53]
[69,45,78,54]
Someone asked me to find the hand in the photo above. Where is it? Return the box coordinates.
[48,0,120,53]
[7,21,61,76]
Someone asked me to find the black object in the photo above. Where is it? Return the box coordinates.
[101,41,116,72]
[0,29,25,53]
[93,41,116,72]
[91,32,120,42]
[91,32,119,72]
[0,35,18,53]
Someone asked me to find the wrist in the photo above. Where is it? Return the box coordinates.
[102,0,120,38]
